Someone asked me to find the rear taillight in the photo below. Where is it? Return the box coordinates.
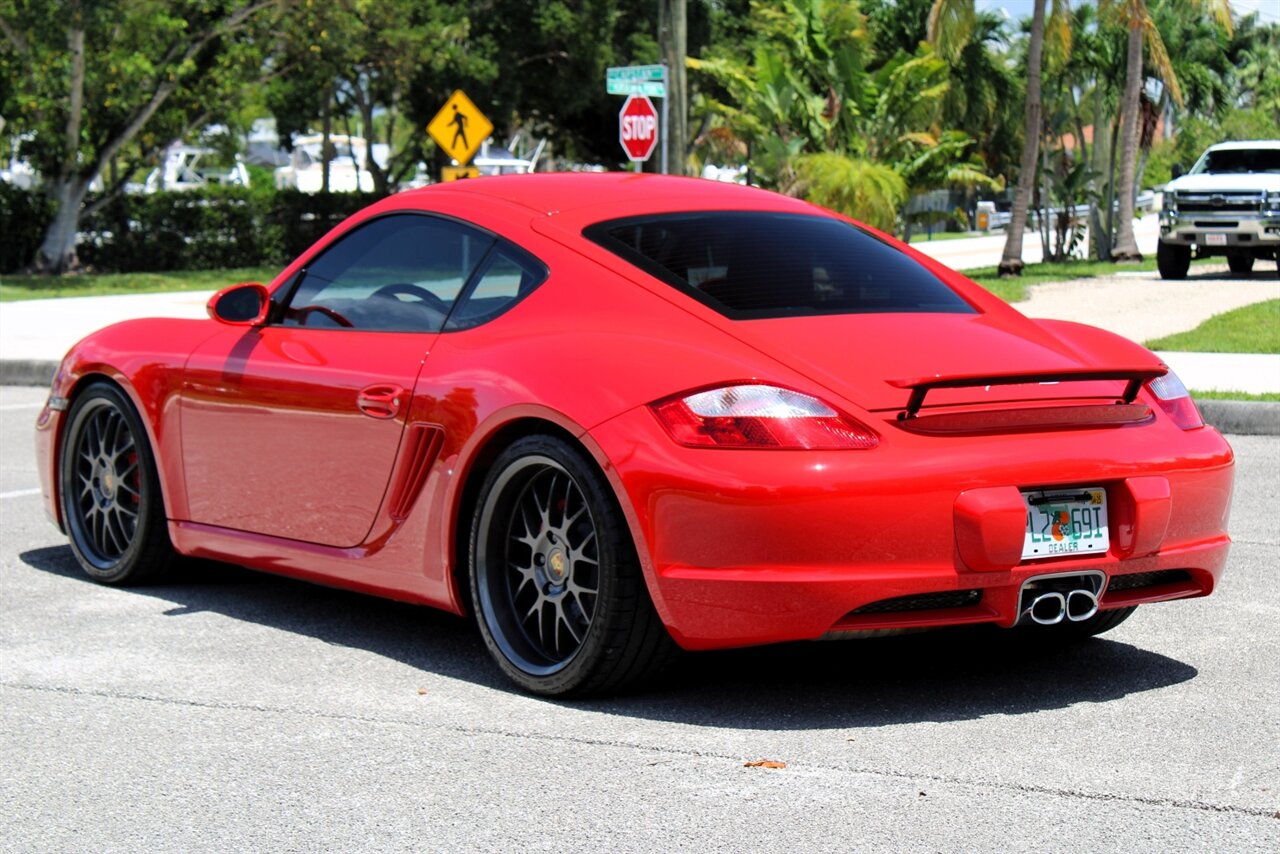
[1147,371,1204,430]
[650,384,879,449]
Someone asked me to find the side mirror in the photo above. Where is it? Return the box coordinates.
[1171,163,1184,179]
[208,282,270,326]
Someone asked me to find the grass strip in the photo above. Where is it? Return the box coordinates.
[907,230,982,244]
[1144,300,1279,354]
[1191,389,1280,402]
[0,267,279,302]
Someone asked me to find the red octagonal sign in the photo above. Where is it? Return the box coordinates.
[619,94,659,162]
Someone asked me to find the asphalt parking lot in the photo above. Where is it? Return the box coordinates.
[2,383,1277,852]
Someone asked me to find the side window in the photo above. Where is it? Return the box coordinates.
[445,245,547,330]
[279,214,496,332]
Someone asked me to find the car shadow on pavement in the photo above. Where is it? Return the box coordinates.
[603,628,1198,730]
[20,545,1198,728]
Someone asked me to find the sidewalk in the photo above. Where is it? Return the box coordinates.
[1,284,1276,434]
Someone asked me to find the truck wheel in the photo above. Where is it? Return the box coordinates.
[1226,253,1254,274]
[1156,241,1190,280]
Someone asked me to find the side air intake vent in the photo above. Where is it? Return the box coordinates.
[388,424,446,521]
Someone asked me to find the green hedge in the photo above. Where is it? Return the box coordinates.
[0,186,383,273]
[0,183,54,273]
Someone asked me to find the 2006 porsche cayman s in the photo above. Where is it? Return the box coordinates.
[35,174,1234,696]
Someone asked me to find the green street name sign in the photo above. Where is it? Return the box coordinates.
[606,65,667,98]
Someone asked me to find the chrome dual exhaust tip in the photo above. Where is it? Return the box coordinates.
[1019,571,1106,626]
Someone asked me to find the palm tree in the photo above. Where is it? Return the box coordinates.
[1105,0,1232,261]
[997,0,1048,277]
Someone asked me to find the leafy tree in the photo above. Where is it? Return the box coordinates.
[0,0,285,273]
[930,9,1021,181]
[452,0,663,167]
[791,153,905,232]
[690,0,995,228]
[268,0,490,194]
[1232,15,1280,124]
[1102,0,1232,262]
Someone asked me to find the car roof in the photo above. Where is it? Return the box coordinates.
[1203,139,1280,151]
[395,172,818,220]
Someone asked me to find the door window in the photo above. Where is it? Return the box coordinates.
[279,214,496,332]
[445,246,547,330]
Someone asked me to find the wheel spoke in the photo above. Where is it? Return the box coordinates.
[557,474,575,528]
[557,603,582,646]
[531,473,550,523]
[567,571,598,596]
[92,507,109,554]
[104,510,125,555]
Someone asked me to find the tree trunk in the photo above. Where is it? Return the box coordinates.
[358,84,389,196]
[1111,20,1144,261]
[321,86,333,194]
[1103,117,1120,258]
[998,0,1046,277]
[1040,124,1052,259]
[659,0,687,176]
[1087,84,1107,259]
[34,178,92,273]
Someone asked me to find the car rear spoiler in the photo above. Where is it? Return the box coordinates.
[887,366,1168,420]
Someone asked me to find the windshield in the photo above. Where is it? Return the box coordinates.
[1192,147,1280,174]
[585,212,974,320]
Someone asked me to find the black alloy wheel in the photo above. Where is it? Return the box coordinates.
[60,383,176,584]
[470,435,675,696]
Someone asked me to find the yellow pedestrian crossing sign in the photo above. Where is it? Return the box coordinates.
[427,90,493,167]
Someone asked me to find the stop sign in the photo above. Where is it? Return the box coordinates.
[619,94,659,162]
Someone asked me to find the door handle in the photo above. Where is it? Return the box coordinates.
[357,384,405,419]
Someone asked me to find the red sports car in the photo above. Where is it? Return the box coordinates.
[35,174,1234,696]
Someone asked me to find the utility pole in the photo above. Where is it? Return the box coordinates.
[658,0,687,176]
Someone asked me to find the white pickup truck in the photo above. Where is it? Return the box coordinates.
[1158,139,1280,279]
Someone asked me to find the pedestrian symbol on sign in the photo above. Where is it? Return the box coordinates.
[450,105,469,151]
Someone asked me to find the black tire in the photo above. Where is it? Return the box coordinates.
[1226,253,1254,274]
[59,382,176,584]
[1156,241,1190,279]
[469,435,676,697]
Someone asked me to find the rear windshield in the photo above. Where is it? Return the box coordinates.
[584,212,974,319]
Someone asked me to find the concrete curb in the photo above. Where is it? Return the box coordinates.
[3,358,1276,436]
[0,360,57,387]
[1197,400,1280,436]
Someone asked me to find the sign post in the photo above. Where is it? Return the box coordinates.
[618,94,659,169]
[607,65,668,173]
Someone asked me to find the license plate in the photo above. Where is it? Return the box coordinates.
[1205,233,1227,246]
[1022,487,1109,560]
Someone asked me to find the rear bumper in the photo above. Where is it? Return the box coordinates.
[590,407,1234,650]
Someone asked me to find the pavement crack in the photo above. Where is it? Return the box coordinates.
[4,680,1275,820]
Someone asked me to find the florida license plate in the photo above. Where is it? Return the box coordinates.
[1205,233,1227,246]
[1022,487,1109,560]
